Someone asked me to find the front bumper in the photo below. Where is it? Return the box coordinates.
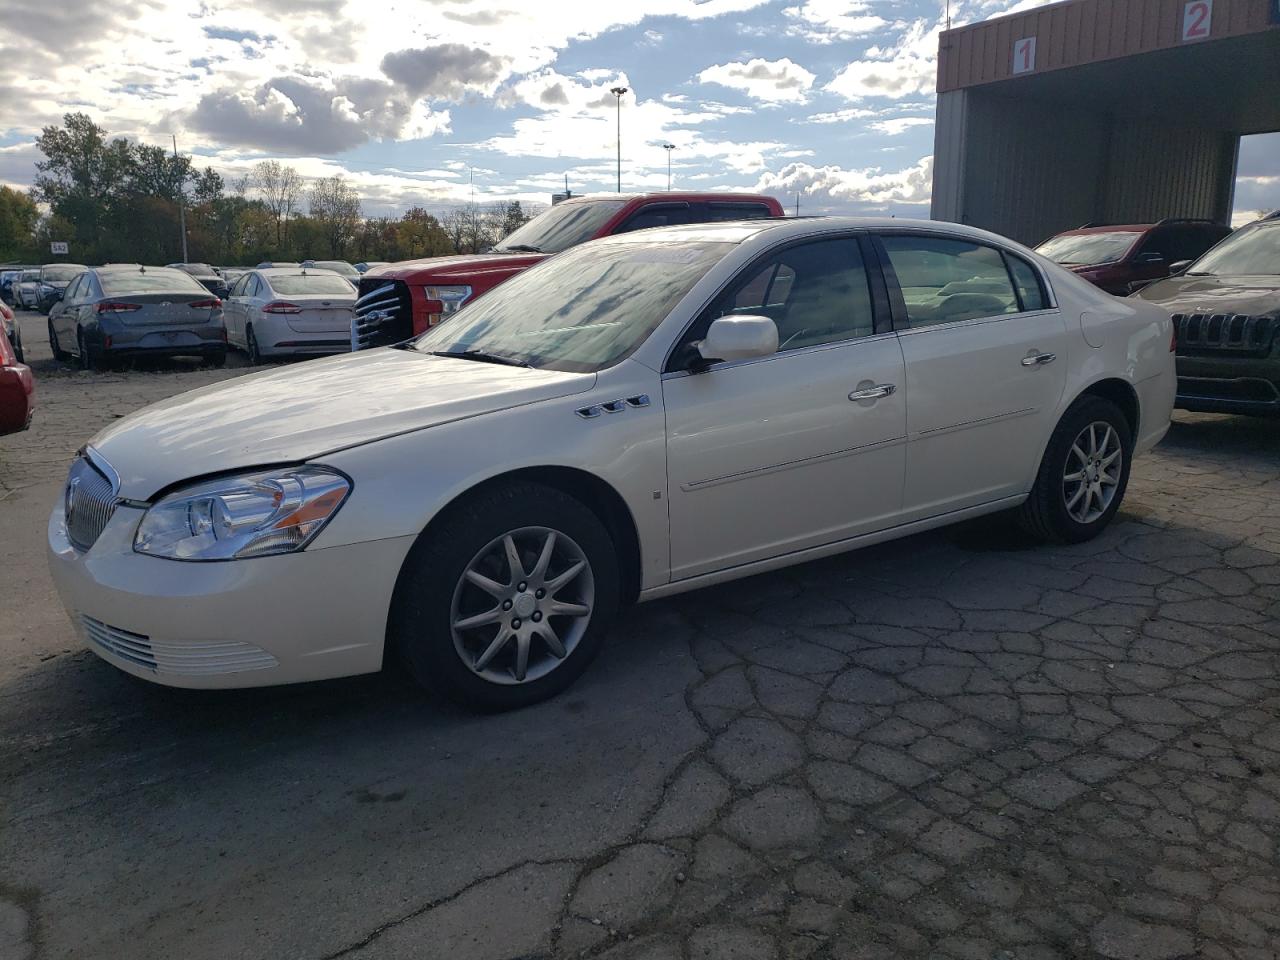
[48,501,415,689]
[1175,356,1280,417]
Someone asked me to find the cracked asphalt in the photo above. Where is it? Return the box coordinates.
[2,309,1278,960]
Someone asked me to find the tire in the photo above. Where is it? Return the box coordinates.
[77,329,102,372]
[1017,395,1133,544]
[246,324,261,365]
[389,481,620,712]
[48,320,69,362]
[206,349,227,369]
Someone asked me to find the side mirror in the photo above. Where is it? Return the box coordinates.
[1135,251,1165,265]
[696,315,779,367]
[1168,259,1192,276]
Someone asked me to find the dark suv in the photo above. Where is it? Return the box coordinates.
[1135,212,1280,416]
[1036,219,1231,296]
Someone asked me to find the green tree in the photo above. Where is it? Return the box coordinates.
[0,186,39,260]
[308,175,362,257]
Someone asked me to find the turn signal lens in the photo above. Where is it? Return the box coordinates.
[97,302,141,313]
[134,466,351,561]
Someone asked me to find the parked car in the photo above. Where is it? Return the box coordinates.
[0,313,33,434]
[1035,219,1231,295]
[301,259,361,285]
[218,268,246,288]
[1,300,22,362]
[14,268,41,310]
[35,263,88,313]
[1135,210,1280,416]
[47,264,226,370]
[48,217,1174,709]
[223,267,356,363]
[0,268,26,305]
[255,261,300,268]
[353,191,785,349]
[167,262,229,299]
[355,261,386,273]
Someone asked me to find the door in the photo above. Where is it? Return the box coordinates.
[876,233,1069,521]
[54,274,86,347]
[663,236,907,581]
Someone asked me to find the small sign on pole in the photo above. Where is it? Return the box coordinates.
[1012,36,1037,75]
[50,241,69,255]
[1182,0,1212,41]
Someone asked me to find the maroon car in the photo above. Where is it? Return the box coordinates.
[0,304,34,435]
[353,191,785,349]
[1035,219,1231,295]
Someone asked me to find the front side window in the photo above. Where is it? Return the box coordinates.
[880,236,1020,327]
[683,237,875,356]
[491,199,628,254]
[414,240,731,372]
[615,203,693,234]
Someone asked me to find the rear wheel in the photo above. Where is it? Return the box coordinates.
[77,330,97,371]
[390,482,620,712]
[205,348,227,369]
[246,324,261,365]
[48,320,69,362]
[1017,396,1133,544]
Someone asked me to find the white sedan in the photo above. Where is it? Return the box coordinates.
[223,267,355,363]
[48,218,1175,711]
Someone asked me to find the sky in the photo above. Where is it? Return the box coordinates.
[0,0,1276,224]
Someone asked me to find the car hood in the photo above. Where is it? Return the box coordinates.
[368,252,548,284]
[89,348,596,500]
[1135,274,1280,316]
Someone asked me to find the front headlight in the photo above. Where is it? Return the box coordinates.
[134,466,351,561]
[424,285,472,326]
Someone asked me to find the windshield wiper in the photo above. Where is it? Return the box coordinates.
[429,349,531,368]
[1185,271,1215,276]
[495,243,543,253]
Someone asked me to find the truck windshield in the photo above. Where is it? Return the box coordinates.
[492,200,628,255]
[1035,232,1140,266]
[414,239,730,372]
[1188,221,1279,276]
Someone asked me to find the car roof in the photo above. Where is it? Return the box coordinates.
[595,215,1036,249]
[258,267,351,276]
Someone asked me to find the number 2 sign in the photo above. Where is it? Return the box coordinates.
[1182,0,1212,41]
[1012,36,1036,75]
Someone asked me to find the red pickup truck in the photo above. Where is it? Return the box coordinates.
[0,304,33,435]
[352,191,785,349]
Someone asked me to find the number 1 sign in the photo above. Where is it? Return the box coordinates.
[1012,36,1036,75]
[1182,0,1212,41]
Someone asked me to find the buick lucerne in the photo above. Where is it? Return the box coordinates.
[49,218,1175,710]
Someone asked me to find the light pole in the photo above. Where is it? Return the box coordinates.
[662,143,676,191]
[610,86,628,192]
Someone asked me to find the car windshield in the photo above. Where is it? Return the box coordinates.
[413,239,730,372]
[100,269,207,294]
[177,263,216,276]
[1187,221,1280,276]
[22,270,38,281]
[43,265,85,282]
[268,273,357,295]
[1035,231,1140,265]
[492,199,628,255]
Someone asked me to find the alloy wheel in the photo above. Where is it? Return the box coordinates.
[1062,421,1123,524]
[450,526,594,685]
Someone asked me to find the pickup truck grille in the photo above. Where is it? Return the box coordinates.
[1173,313,1277,358]
[353,278,413,350]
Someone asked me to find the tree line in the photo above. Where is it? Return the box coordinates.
[0,113,541,266]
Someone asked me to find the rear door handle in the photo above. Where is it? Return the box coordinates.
[1021,352,1056,367]
[848,384,896,401]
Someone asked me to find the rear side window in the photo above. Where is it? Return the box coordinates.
[880,236,1020,327]
[704,203,773,223]
[1006,255,1047,311]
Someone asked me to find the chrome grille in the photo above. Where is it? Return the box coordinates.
[1173,313,1277,358]
[65,456,119,551]
[353,278,414,350]
[82,617,278,675]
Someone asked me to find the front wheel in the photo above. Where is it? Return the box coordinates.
[389,482,620,711]
[1017,396,1133,544]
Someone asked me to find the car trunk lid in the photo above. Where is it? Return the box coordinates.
[104,292,219,327]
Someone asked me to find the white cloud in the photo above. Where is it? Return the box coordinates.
[782,0,890,42]
[827,17,939,101]
[755,156,934,213]
[697,58,816,104]
[869,116,934,135]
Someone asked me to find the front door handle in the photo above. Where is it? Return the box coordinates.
[848,384,896,402]
[1021,352,1057,367]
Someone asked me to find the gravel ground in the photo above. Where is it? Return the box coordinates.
[1,307,1278,960]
